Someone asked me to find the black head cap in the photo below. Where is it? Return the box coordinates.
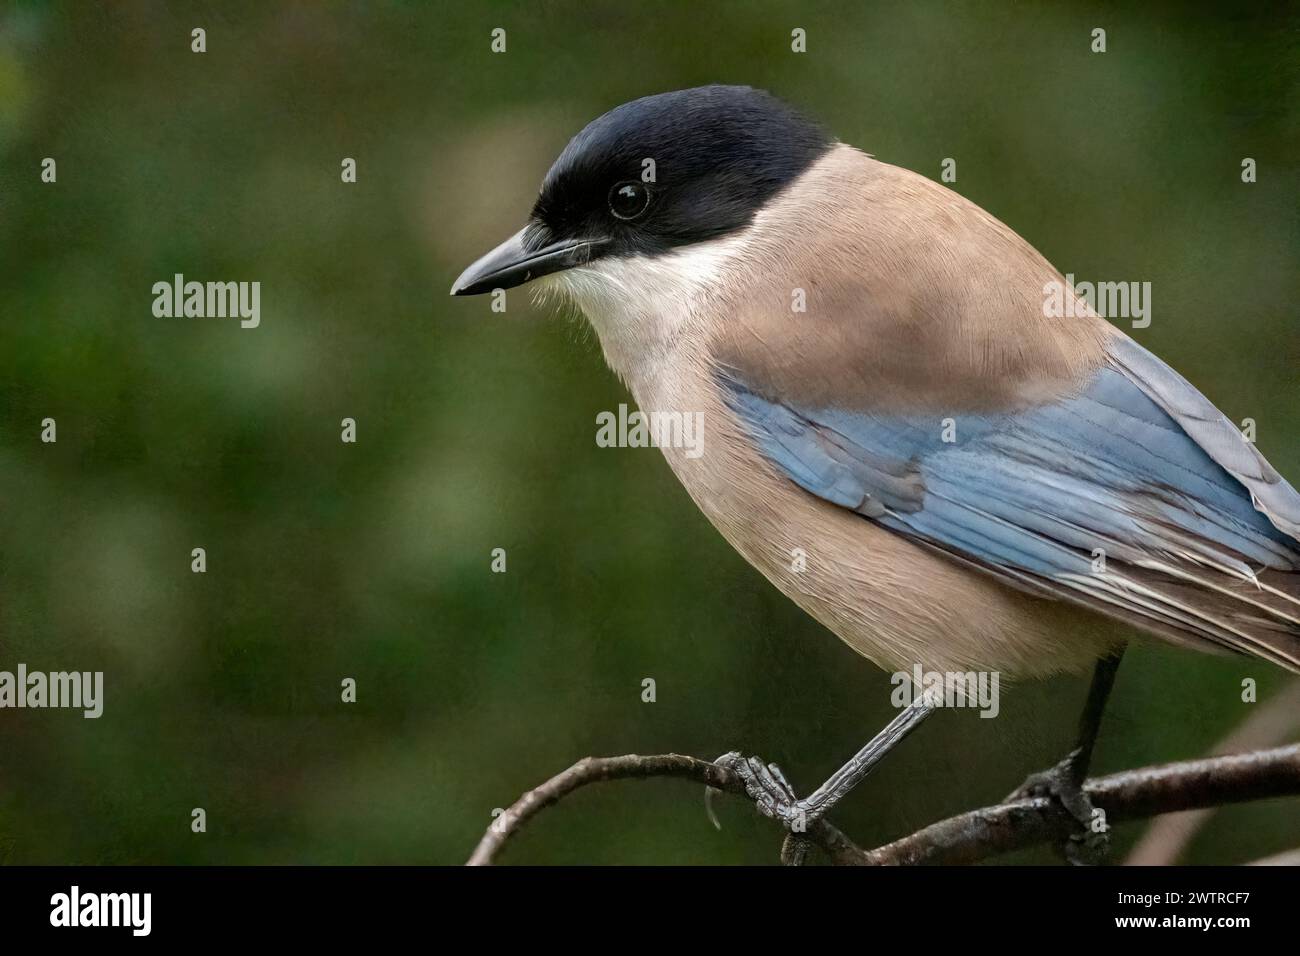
[451,86,833,295]
[532,85,833,256]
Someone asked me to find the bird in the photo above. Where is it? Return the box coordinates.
[451,84,1300,858]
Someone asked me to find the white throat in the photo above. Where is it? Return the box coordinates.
[538,233,747,393]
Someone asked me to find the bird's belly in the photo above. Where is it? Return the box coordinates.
[637,368,1117,680]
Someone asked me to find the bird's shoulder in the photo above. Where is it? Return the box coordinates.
[711,144,1111,414]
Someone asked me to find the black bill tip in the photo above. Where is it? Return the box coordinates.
[451,228,607,296]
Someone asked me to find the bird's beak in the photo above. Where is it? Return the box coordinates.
[450,227,607,296]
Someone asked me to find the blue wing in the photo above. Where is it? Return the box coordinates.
[720,337,1300,670]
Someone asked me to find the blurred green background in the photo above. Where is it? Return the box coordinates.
[0,1,1297,865]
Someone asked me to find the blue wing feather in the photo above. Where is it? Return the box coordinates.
[720,354,1300,665]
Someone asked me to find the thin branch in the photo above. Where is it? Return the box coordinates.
[855,744,1300,865]
[466,753,861,865]
[1246,848,1300,866]
[467,743,1300,866]
[1125,680,1300,864]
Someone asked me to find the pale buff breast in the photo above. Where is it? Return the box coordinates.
[550,144,1123,679]
[641,364,1119,680]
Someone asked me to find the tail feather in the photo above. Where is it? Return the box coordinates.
[1093,563,1300,672]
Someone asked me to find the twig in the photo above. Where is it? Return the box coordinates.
[1125,680,1300,864]
[467,744,1300,865]
[466,753,863,865]
[855,744,1300,864]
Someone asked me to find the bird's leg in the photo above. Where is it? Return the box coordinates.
[715,695,936,832]
[1006,645,1127,864]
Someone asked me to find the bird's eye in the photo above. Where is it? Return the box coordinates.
[608,181,651,220]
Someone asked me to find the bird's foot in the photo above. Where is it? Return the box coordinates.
[713,751,817,833]
[1005,750,1108,865]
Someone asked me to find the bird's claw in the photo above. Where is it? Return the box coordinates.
[1006,753,1108,865]
[713,751,814,832]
